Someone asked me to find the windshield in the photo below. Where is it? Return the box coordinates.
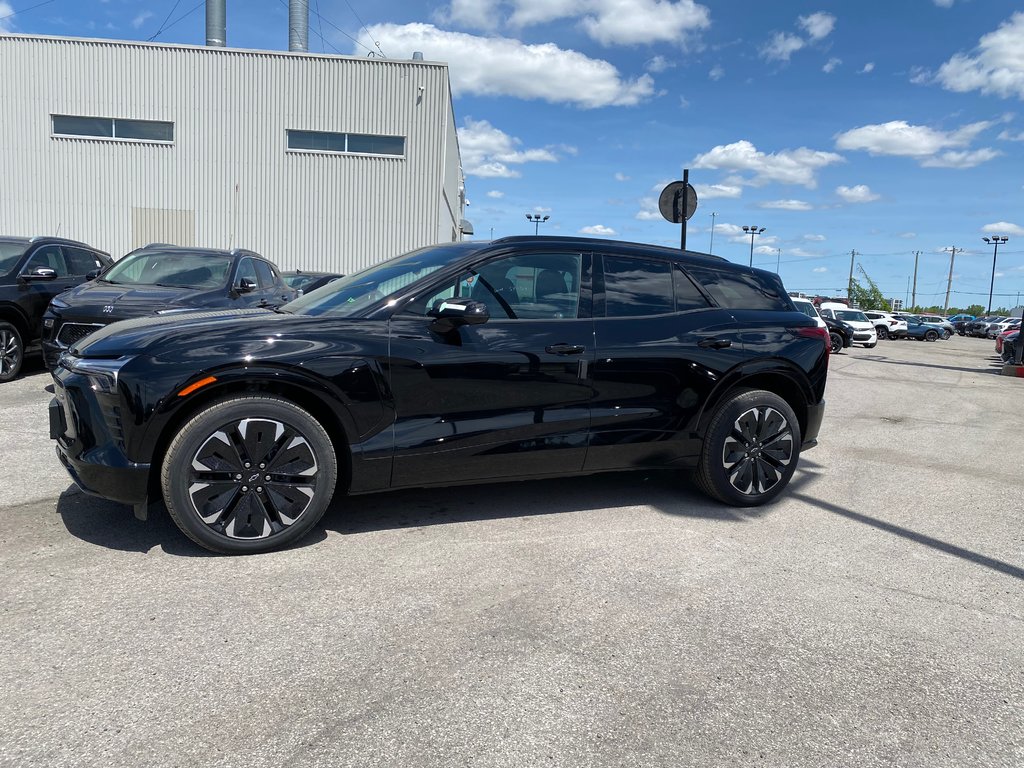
[284,244,469,317]
[102,250,232,289]
[0,242,27,273]
[836,310,868,323]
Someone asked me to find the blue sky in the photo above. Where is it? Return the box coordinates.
[3,0,1024,310]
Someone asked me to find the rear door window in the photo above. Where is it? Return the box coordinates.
[602,255,674,317]
[64,247,104,276]
[254,260,278,290]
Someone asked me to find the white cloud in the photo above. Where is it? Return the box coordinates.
[982,221,1024,236]
[836,184,880,203]
[920,148,1001,168]
[443,0,711,46]
[759,199,813,211]
[899,232,917,239]
[859,62,875,74]
[635,197,661,220]
[647,55,674,73]
[762,32,804,62]
[357,24,655,108]
[614,172,630,181]
[692,140,843,188]
[709,65,724,81]
[835,119,997,167]
[798,12,836,41]
[804,234,826,242]
[999,129,1024,141]
[823,57,841,73]
[131,11,153,29]
[1,1,17,32]
[934,0,955,7]
[813,266,829,273]
[580,224,617,235]
[694,183,742,199]
[486,190,504,198]
[936,12,1024,99]
[458,118,563,178]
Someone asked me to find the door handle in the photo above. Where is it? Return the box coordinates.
[545,343,586,355]
[697,337,732,349]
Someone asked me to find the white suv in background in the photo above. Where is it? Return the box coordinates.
[863,310,908,340]
[791,297,827,329]
[818,303,878,348]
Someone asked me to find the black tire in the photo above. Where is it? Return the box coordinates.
[941,329,951,340]
[924,330,938,342]
[695,389,802,507]
[0,321,24,383]
[161,395,338,554]
[876,326,888,340]
[829,332,843,354]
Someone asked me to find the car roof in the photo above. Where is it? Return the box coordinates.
[488,235,728,265]
[129,245,260,258]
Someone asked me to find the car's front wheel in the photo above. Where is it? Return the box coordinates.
[0,322,24,383]
[924,330,939,342]
[829,332,843,354]
[161,395,338,554]
[876,326,888,340]
[695,389,802,507]
[941,329,951,340]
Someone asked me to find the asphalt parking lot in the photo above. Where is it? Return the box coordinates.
[1,338,1021,768]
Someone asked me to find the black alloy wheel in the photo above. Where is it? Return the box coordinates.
[161,395,338,553]
[829,332,843,354]
[695,389,801,507]
[0,322,24,382]
[924,329,939,342]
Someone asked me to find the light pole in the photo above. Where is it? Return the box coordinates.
[709,212,718,254]
[982,235,1008,314]
[742,225,765,267]
[525,213,549,235]
[775,247,781,273]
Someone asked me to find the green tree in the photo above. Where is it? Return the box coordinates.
[848,265,889,310]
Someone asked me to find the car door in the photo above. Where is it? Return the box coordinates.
[254,259,294,307]
[585,253,741,471]
[18,245,79,338]
[387,249,595,487]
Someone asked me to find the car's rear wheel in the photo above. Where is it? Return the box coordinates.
[161,395,338,554]
[695,389,801,507]
[924,330,939,342]
[876,326,888,340]
[0,322,24,383]
[829,332,843,354]
[941,329,951,340]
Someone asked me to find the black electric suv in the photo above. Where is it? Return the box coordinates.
[0,236,111,382]
[49,236,829,554]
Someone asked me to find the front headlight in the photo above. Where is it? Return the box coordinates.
[50,296,70,309]
[63,355,135,394]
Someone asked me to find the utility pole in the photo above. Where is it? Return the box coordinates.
[942,246,963,313]
[911,251,920,309]
[847,249,859,302]
[709,212,717,254]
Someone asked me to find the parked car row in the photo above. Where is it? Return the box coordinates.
[966,316,1021,339]
[0,235,345,381]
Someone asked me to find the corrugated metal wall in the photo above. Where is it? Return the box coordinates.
[0,34,464,273]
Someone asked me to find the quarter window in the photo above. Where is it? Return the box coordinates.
[287,129,405,157]
[52,115,174,143]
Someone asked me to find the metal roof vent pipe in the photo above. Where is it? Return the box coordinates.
[412,51,424,61]
[288,0,309,52]
[206,0,226,47]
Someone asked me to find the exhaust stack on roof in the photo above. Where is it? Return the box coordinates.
[206,0,226,47]
[288,0,309,52]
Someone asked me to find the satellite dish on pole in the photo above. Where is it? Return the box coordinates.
[659,181,698,223]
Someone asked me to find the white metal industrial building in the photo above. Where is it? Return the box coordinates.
[0,30,469,273]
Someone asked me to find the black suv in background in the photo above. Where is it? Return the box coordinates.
[42,245,297,368]
[50,236,829,553]
[0,236,112,382]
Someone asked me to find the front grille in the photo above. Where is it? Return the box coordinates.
[56,322,106,347]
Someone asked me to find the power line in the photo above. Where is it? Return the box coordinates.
[148,0,183,42]
[276,0,374,56]
[147,0,205,41]
[0,0,57,23]
[337,0,385,56]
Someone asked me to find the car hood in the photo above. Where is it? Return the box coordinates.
[57,281,220,317]
[69,308,372,362]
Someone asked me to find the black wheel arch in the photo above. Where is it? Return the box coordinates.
[0,303,32,342]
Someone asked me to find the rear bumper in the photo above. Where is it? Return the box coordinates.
[802,398,825,450]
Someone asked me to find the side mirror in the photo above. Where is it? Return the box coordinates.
[429,298,490,333]
[21,267,57,281]
[85,269,100,280]
[236,277,257,294]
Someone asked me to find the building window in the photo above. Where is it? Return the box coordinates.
[52,115,174,143]
[287,129,405,157]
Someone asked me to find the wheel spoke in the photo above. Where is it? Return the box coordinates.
[723,406,794,496]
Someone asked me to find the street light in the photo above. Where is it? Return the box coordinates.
[742,225,766,267]
[982,235,1009,315]
[526,213,550,235]
[709,212,718,254]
